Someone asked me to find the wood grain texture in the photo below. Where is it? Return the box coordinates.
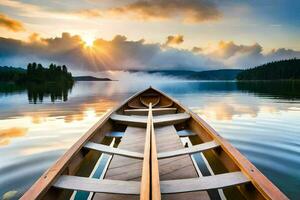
[160,171,249,194]
[53,176,140,194]
[151,122,161,200]
[157,140,219,159]
[84,142,144,159]
[93,126,146,200]
[110,113,190,127]
[140,104,152,200]
[154,125,210,200]
[124,108,177,116]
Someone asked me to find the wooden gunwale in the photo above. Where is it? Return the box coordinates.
[150,87,288,200]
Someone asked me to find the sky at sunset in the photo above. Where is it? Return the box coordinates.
[0,0,300,72]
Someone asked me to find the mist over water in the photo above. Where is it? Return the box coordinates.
[0,73,299,199]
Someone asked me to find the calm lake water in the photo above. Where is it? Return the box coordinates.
[0,79,299,199]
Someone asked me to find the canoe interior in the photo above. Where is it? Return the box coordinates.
[21,87,287,200]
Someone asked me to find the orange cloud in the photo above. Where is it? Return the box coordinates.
[87,0,222,23]
[0,13,25,32]
[0,127,28,146]
[77,9,102,18]
[192,47,203,53]
[165,35,184,46]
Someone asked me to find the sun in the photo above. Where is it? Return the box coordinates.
[82,36,95,48]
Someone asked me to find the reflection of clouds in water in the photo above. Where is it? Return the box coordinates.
[2,190,18,200]
[0,128,28,146]
[1,97,117,124]
[192,98,284,121]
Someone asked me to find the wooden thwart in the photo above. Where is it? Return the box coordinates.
[110,113,190,127]
[157,140,220,159]
[84,142,144,159]
[160,172,250,194]
[124,107,177,115]
[53,175,140,194]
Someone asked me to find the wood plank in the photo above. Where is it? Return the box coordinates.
[84,142,144,159]
[110,113,190,127]
[160,171,250,194]
[157,141,220,159]
[124,108,177,115]
[53,176,140,194]
[151,120,161,200]
[140,104,152,200]
[93,127,146,200]
[154,125,210,200]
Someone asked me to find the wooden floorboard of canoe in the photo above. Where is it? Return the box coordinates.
[93,125,210,200]
[93,126,144,200]
[155,125,210,200]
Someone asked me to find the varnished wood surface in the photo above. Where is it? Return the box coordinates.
[140,104,152,200]
[154,125,210,200]
[110,113,190,127]
[151,122,161,200]
[160,171,249,194]
[84,142,144,159]
[93,126,145,200]
[157,140,219,159]
[53,176,140,194]
[123,108,177,115]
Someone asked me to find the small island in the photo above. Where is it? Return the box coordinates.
[237,58,300,80]
[73,76,112,81]
[0,63,74,85]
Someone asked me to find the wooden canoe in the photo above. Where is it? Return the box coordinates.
[21,87,288,200]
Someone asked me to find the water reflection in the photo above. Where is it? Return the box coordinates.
[237,81,300,100]
[0,127,28,146]
[0,82,73,104]
[0,78,299,199]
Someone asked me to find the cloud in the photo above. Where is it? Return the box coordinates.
[0,33,220,71]
[192,47,203,53]
[83,0,222,23]
[0,13,25,32]
[208,41,300,68]
[165,35,184,46]
[0,33,299,71]
[76,9,102,18]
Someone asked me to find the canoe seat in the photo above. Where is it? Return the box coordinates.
[157,140,220,159]
[160,171,250,194]
[124,107,177,115]
[53,176,140,194]
[110,113,190,127]
[84,142,144,159]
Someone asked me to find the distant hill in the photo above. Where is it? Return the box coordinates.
[73,76,112,81]
[143,69,243,80]
[0,66,26,82]
[237,58,300,80]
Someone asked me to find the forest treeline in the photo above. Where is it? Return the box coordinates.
[237,58,300,80]
[0,63,74,84]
